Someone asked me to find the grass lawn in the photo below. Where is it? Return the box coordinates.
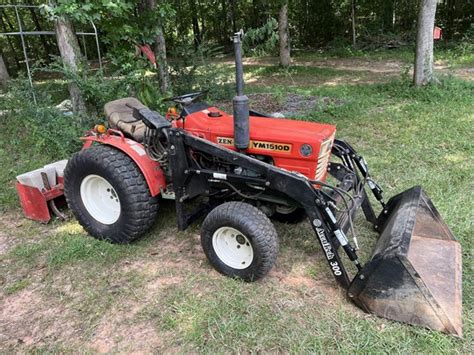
[0,53,473,352]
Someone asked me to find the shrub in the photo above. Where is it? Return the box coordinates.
[243,18,279,57]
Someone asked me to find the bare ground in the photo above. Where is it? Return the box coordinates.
[234,57,474,86]
[0,206,363,353]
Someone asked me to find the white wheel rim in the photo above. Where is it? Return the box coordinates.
[212,227,253,269]
[80,174,121,225]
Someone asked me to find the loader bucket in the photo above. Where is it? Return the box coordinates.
[348,186,462,336]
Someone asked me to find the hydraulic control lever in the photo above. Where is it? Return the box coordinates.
[126,104,171,131]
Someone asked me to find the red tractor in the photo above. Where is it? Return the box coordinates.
[63,32,462,336]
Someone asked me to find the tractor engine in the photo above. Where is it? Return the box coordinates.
[175,106,336,183]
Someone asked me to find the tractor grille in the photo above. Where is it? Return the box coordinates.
[315,134,334,181]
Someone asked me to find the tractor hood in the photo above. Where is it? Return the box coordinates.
[177,106,336,181]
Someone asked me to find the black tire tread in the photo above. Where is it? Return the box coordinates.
[272,207,306,224]
[64,145,158,243]
[201,201,278,281]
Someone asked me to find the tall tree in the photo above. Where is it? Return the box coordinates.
[413,0,438,86]
[27,0,54,58]
[189,0,202,48]
[229,0,237,34]
[278,1,290,68]
[146,0,170,93]
[0,10,21,70]
[0,53,10,87]
[54,13,87,114]
[351,0,357,46]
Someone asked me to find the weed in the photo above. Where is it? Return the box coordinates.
[3,278,31,295]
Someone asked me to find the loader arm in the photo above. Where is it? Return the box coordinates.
[166,128,462,337]
[167,128,365,289]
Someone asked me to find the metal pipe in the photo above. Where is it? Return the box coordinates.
[234,31,244,96]
[0,5,39,8]
[0,4,103,105]
[13,5,36,104]
[232,30,249,150]
[90,20,103,71]
[0,31,97,36]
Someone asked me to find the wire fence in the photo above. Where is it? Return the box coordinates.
[0,4,102,104]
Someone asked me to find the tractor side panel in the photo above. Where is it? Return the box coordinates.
[80,135,166,197]
[179,107,336,181]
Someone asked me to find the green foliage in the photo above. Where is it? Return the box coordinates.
[43,0,174,73]
[0,79,86,157]
[243,18,279,57]
[0,78,87,207]
[38,57,167,112]
[3,278,31,295]
[169,42,234,100]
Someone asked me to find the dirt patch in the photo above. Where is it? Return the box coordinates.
[230,57,473,86]
[89,303,167,353]
[0,211,26,255]
[217,93,346,117]
[0,288,80,350]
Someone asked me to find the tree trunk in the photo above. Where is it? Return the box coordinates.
[0,9,21,70]
[351,0,357,46]
[146,0,170,93]
[27,0,54,58]
[229,0,237,34]
[220,0,229,44]
[189,0,202,48]
[445,0,455,40]
[54,14,87,114]
[413,0,438,86]
[278,1,291,68]
[0,53,10,88]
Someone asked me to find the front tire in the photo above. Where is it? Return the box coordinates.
[200,202,278,281]
[64,145,158,243]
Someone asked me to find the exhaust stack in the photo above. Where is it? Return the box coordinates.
[232,30,250,150]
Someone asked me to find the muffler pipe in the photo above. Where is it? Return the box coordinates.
[232,30,250,150]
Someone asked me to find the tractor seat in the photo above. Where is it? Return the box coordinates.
[104,97,147,142]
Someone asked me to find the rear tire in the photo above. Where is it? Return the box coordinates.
[272,206,306,224]
[64,145,158,243]
[200,202,278,281]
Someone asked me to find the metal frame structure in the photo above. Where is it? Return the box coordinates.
[0,4,102,104]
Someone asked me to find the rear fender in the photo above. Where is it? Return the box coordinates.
[81,134,166,197]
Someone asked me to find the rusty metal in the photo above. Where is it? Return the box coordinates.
[348,187,462,336]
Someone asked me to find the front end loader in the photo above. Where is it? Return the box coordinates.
[58,31,462,336]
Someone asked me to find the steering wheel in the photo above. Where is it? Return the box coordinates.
[163,91,208,105]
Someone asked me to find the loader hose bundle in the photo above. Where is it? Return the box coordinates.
[143,126,168,169]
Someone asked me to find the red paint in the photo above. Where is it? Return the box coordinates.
[434,26,442,40]
[139,44,157,67]
[16,182,64,223]
[176,108,336,181]
[81,133,166,197]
